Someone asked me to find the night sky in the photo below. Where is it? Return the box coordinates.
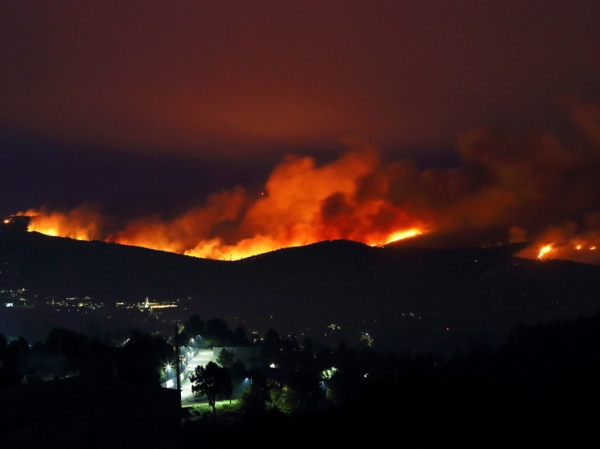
[2,1,600,261]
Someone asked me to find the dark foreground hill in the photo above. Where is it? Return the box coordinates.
[1,231,600,353]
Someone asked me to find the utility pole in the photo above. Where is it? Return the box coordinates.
[175,323,181,405]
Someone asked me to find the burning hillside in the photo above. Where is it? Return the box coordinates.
[16,100,600,264]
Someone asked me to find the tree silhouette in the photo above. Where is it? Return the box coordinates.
[216,348,235,368]
[204,318,231,347]
[119,331,174,386]
[190,361,232,417]
[232,326,249,345]
[240,369,271,412]
[184,314,205,337]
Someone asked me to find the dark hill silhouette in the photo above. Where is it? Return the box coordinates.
[1,231,600,353]
[0,231,227,299]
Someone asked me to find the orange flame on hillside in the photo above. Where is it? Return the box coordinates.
[19,149,431,260]
[525,242,600,263]
[369,229,422,247]
[20,205,107,241]
[14,100,600,266]
[537,245,553,259]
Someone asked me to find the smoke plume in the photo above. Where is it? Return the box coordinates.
[19,100,600,264]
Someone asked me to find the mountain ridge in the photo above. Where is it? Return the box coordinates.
[1,231,599,353]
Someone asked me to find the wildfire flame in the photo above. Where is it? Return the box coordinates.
[538,245,553,259]
[18,150,430,260]
[369,229,422,247]
[19,205,107,241]
[13,105,600,267]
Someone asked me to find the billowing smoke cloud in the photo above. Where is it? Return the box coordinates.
[106,146,429,259]
[19,100,600,264]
